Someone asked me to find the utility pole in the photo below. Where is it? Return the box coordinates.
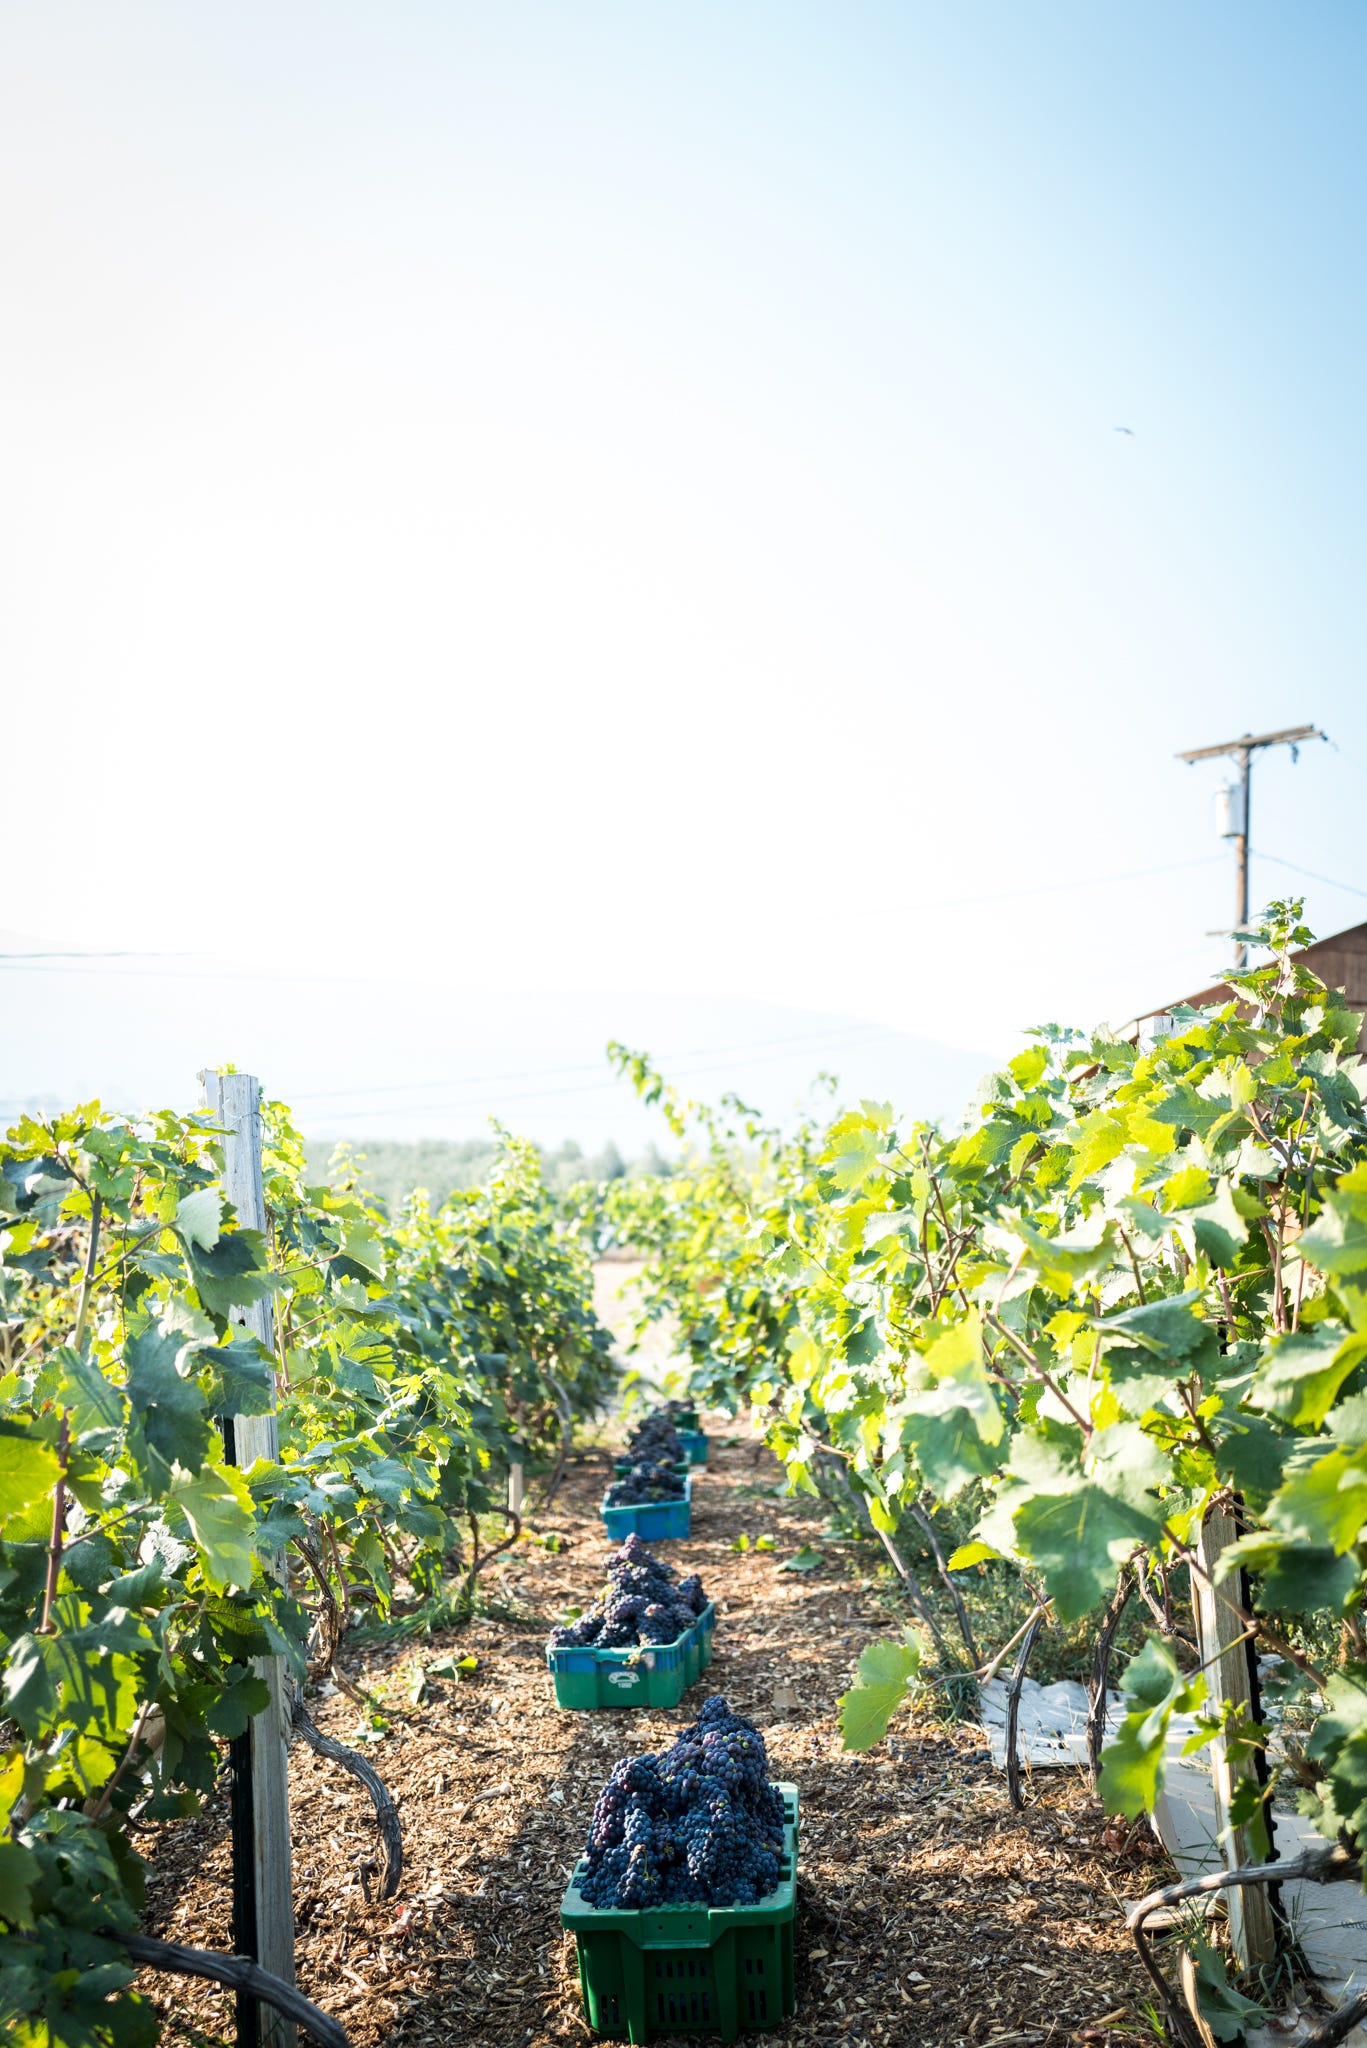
[1176,725,1325,969]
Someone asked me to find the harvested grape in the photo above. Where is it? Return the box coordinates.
[604,1458,686,1507]
[576,1697,787,1909]
[549,1532,708,1650]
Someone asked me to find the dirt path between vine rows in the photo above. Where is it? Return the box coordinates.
[143,1425,1167,2048]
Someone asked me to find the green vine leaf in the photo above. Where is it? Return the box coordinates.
[0,1434,60,1535]
[838,1635,922,1752]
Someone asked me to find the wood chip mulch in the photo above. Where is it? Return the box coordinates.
[140,1427,1170,2047]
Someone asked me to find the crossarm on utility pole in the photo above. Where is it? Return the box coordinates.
[1175,724,1324,765]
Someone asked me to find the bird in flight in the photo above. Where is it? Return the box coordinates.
[1114,426,1134,436]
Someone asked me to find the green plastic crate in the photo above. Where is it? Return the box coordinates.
[562,1786,798,2042]
[548,1603,716,1710]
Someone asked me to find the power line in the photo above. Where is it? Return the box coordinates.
[1252,849,1367,902]
[313,1026,897,1121]
[290,1020,886,1103]
[309,1025,903,1125]
[0,947,204,960]
[0,957,413,982]
[898,852,1225,913]
[0,853,1231,981]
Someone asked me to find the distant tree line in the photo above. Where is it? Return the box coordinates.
[301,1134,673,1213]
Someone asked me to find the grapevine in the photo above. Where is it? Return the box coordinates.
[0,1101,614,2045]
[610,903,1367,1894]
[11,896,1367,2046]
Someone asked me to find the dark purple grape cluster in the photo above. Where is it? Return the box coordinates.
[549,1533,708,1650]
[577,1697,787,1910]
[605,1458,686,1507]
[625,1408,684,1465]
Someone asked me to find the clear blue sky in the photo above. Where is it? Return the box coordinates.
[3,4,1366,1134]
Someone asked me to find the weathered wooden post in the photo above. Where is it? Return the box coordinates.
[1194,1503,1277,1970]
[201,1070,297,2048]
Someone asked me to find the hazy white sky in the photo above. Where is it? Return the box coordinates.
[5,3,1367,1135]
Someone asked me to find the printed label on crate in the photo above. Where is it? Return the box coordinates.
[607,1670,639,1688]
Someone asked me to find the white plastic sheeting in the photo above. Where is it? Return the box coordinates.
[979,1675,1367,2040]
[980,1675,1121,1770]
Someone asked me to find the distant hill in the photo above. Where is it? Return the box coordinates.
[1,931,997,1151]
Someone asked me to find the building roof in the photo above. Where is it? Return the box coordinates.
[1134,919,1367,1050]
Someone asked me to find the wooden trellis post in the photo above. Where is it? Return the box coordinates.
[201,1070,297,2048]
[1194,1503,1277,1971]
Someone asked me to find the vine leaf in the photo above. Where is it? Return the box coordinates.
[0,1434,61,1534]
[125,1326,212,1483]
[1266,1444,1367,1554]
[205,1668,271,1738]
[1013,1487,1161,1623]
[1249,1327,1367,1430]
[53,1346,126,1438]
[175,1187,224,1253]
[0,1839,37,1928]
[171,1466,258,1591]
[1299,1166,1367,1279]
[1217,1533,1358,1614]
[1099,1634,1205,1818]
[780,1546,823,1572]
[201,1335,277,1420]
[187,1226,276,1316]
[823,1108,892,1194]
[1093,1291,1213,1361]
[338,1221,386,1278]
[838,1635,921,1752]
[1189,1178,1245,1268]
[906,1406,1003,1499]
[993,1215,1117,1296]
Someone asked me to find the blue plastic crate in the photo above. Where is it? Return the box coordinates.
[601,1472,693,1542]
